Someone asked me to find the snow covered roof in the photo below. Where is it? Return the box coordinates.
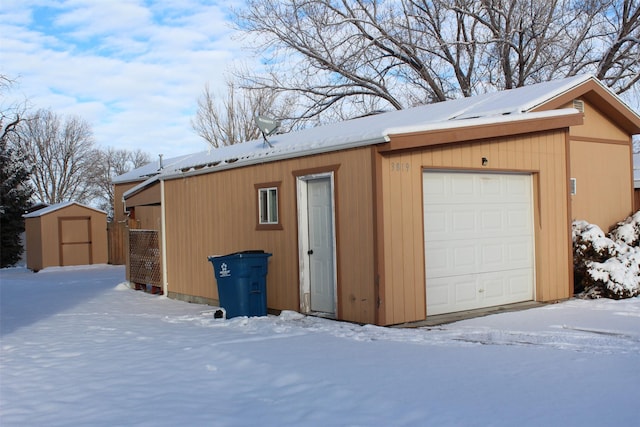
[23,201,106,218]
[111,153,199,184]
[124,74,637,199]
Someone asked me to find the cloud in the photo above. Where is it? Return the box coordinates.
[0,0,249,157]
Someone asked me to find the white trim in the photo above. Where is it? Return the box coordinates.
[297,178,310,313]
[161,179,168,297]
[296,172,338,316]
[258,186,279,225]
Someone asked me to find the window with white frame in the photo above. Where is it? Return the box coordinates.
[255,182,281,229]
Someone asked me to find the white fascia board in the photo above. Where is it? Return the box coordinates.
[384,108,580,136]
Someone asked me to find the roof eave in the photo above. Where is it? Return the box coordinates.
[531,78,640,135]
[157,135,390,182]
[123,176,160,200]
[381,109,583,152]
[23,201,107,218]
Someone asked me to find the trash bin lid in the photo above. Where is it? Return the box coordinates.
[208,250,269,261]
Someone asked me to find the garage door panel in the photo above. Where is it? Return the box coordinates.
[479,209,503,232]
[424,172,535,316]
[454,279,478,304]
[508,273,534,296]
[426,236,533,279]
[426,173,531,204]
[480,270,533,303]
[427,269,534,315]
[425,205,531,241]
[507,239,534,264]
[506,174,530,195]
[507,215,530,234]
[483,276,506,299]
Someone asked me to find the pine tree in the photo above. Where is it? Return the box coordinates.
[0,137,33,267]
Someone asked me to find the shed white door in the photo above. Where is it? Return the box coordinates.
[423,171,534,316]
[297,173,337,317]
[302,177,336,315]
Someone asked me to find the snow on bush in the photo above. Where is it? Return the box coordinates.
[572,211,640,299]
[609,211,640,246]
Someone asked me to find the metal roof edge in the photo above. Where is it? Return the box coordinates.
[522,74,595,112]
[158,135,390,182]
[23,201,107,218]
[529,75,640,132]
[122,175,161,200]
[384,108,580,137]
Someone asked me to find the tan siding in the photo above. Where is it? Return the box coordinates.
[126,183,161,208]
[25,218,43,271]
[569,140,633,230]
[113,182,138,222]
[40,213,60,268]
[135,205,161,230]
[163,148,376,324]
[566,100,629,141]
[379,130,572,324]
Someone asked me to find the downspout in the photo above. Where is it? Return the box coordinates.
[161,178,168,297]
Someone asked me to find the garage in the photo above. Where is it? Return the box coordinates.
[423,171,535,315]
[119,74,639,326]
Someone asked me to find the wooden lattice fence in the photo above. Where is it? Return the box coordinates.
[128,229,162,292]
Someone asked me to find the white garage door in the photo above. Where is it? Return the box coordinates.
[423,171,534,316]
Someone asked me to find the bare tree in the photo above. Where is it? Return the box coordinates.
[10,109,99,205]
[0,75,33,267]
[594,0,640,93]
[0,75,27,145]
[93,147,151,216]
[192,80,296,148]
[233,0,639,122]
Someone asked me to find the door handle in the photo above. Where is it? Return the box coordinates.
[307,249,314,255]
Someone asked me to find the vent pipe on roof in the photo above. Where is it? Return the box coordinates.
[159,154,164,170]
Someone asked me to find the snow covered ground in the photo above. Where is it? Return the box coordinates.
[1,265,639,426]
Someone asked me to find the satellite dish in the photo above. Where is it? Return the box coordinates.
[255,115,280,148]
[255,115,280,136]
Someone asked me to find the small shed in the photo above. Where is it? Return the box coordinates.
[24,201,108,271]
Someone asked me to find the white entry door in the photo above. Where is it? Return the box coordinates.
[423,171,535,315]
[299,176,337,316]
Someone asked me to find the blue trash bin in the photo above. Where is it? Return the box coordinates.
[207,251,272,318]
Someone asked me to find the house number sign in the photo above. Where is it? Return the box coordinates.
[391,162,410,172]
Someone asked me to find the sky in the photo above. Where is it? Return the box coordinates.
[1,1,638,163]
[0,0,251,159]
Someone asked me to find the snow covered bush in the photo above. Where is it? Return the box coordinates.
[609,211,640,247]
[572,211,640,299]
